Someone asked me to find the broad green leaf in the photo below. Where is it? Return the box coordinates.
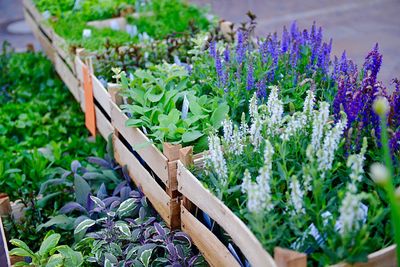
[74,219,95,235]
[117,198,137,216]
[9,248,34,257]
[39,233,61,256]
[147,90,164,103]
[126,119,143,127]
[182,131,204,143]
[140,249,153,267]
[115,221,131,236]
[74,175,91,207]
[10,239,34,256]
[210,102,229,128]
[37,215,75,231]
[104,252,118,264]
[45,254,64,267]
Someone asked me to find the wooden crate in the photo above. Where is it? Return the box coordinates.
[22,2,55,63]
[177,159,398,267]
[109,87,183,228]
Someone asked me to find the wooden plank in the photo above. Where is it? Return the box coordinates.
[54,54,80,103]
[177,162,276,267]
[92,74,111,116]
[75,55,85,85]
[0,218,11,267]
[23,9,55,63]
[274,247,307,267]
[52,33,74,71]
[181,205,240,267]
[331,245,397,267]
[95,107,113,139]
[110,101,169,184]
[0,194,11,216]
[113,136,172,226]
[22,0,54,40]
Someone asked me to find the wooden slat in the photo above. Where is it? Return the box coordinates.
[75,56,85,84]
[177,162,276,267]
[113,136,172,225]
[181,205,240,267]
[331,245,397,267]
[52,33,74,71]
[23,8,55,63]
[274,247,307,267]
[54,54,80,103]
[95,107,113,139]
[22,0,53,40]
[110,101,169,184]
[92,75,111,116]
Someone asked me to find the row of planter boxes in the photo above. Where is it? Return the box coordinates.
[21,0,397,266]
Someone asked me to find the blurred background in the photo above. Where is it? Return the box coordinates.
[1,0,399,85]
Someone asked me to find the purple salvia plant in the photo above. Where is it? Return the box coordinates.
[246,59,255,91]
[259,38,268,64]
[281,26,290,53]
[215,53,224,87]
[390,131,400,155]
[256,78,267,98]
[340,51,348,74]
[236,30,246,65]
[224,45,230,63]
[363,43,382,84]
[389,79,400,129]
[209,40,216,59]
[290,21,299,41]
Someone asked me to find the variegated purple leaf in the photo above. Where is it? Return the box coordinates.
[59,202,87,214]
[82,172,105,180]
[88,157,111,168]
[172,262,182,267]
[120,186,131,200]
[61,170,72,179]
[71,160,81,173]
[122,166,131,183]
[103,196,120,207]
[175,244,185,259]
[188,255,199,266]
[167,243,178,259]
[129,190,142,199]
[173,232,191,247]
[154,222,166,237]
[86,194,95,212]
[97,183,108,199]
[112,181,126,196]
[110,200,121,210]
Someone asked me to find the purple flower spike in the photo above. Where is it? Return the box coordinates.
[363,43,382,83]
[390,131,400,155]
[340,51,348,74]
[215,54,224,87]
[281,26,290,53]
[256,78,267,98]
[209,40,216,59]
[290,21,299,41]
[224,45,230,63]
[236,30,246,65]
[246,60,254,91]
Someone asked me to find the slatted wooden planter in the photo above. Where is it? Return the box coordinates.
[109,86,183,228]
[177,157,398,267]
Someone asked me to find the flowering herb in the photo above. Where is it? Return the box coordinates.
[196,88,391,265]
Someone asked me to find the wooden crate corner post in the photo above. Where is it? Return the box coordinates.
[274,247,307,267]
[178,147,195,212]
[82,57,96,136]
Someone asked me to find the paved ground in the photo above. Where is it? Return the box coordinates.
[1,0,399,85]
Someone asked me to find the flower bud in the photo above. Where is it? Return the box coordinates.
[373,97,390,117]
[369,163,390,186]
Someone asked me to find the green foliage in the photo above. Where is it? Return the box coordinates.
[10,231,83,267]
[119,64,228,152]
[128,0,210,40]
[0,45,105,251]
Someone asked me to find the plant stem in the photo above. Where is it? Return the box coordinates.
[380,116,400,264]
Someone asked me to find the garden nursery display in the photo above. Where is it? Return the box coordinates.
[0,0,399,266]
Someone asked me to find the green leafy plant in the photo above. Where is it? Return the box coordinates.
[9,231,83,267]
[118,64,229,152]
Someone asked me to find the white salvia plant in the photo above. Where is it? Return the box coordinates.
[204,133,228,186]
[266,86,284,135]
[222,118,245,156]
[311,102,330,152]
[346,138,368,193]
[338,192,365,237]
[242,141,275,213]
[317,114,347,173]
[288,175,305,215]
